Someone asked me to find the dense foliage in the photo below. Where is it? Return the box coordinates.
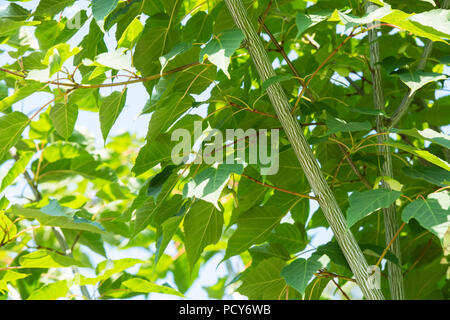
[0,0,449,300]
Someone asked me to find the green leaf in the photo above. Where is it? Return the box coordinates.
[403,165,450,187]
[0,19,40,36]
[144,94,194,141]
[304,277,331,300]
[0,211,17,244]
[35,0,75,17]
[184,201,223,269]
[0,112,30,162]
[37,155,117,183]
[347,189,401,227]
[117,17,143,49]
[313,241,349,268]
[134,14,178,76]
[391,128,450,149]
[81,258,144,285]
[248,243,291,263]
[85,48,133,71]
[155,215,183,265]
[49,102,78,140]
[132,135,173,176]
[225,206,286,259]
[373,176,403,191]
[11,200,106,234]
[402,191,449,244]
[92,0,119,21]
[398,71,447,96]
[42,44,81,76]
[238,258,287,300]
[122,278,184,297]
[133,195,184,236]
[0,270,29,292]
[360,243,400,266]
[147,165,178,199]
[349,107,388,117]
[404,258,446,299]
[0,3,30,21]
[73,20,108,71]
[0,152,33,193]
[381,9,449,42]
[406,9,450,38]
[326,116,372,134]
[0,83,43,112]
[159,42,192,73]
[296,12,331,37]
[281,257,322,295]
[385,141,450,171]
[268,223,307,254]
[99,89,127,142]
[27,280,69,300]
[183,163,244,209]
[261,75,293,91]
[337,4,392,26]
[203,277,227,300]
[182,11,212,43]
[199,29,245,78]
[19,250,88,268]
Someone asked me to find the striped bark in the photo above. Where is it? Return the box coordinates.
[367,2,405,300]
[224,0,385,300]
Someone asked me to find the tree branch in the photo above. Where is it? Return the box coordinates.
[240,173,317,200]
[1,61,201,90]
[332,135,372,190]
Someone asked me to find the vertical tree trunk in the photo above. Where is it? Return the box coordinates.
[366,2,405,300]
[224,0,385,300]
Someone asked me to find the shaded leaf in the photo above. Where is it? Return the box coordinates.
[0,112,30,162]
[225,206,285,259]
[184,201,223,269]
[281,257,322,295]
[0,152,33,193]
[347,189,401,227]
[92,0,119,21]
[402,191,449,244]
[238,258,287,300]
[11,200,106,234]
[122,278,184,297]
[326,116,372,134]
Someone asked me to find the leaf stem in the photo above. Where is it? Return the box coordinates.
[240,174,317,200]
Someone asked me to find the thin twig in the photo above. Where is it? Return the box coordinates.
[375,222,406,268]
[403,238,432,277]
[330,278,351,300]
[332,135,372,189]
[240,173,317,200]
[258,17,313,100]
